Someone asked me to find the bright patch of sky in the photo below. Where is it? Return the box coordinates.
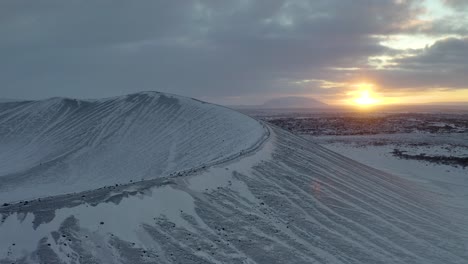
[421,0,454,20]
[379,34,456,50]
[378,0,458,51]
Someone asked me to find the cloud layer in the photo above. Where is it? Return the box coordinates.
[1,0,466,104]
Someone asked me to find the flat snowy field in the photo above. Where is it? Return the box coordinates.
[305,133,468,240]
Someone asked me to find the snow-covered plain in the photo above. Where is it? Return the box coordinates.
[307,133,468,252]
[0,93,467,263]
[0,92,265,203]
[307,133,468,208]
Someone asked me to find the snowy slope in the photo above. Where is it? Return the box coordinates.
[1,125,466,263]
[311,136,468,240]
[0,92,266,203]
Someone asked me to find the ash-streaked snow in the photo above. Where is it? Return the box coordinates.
[0,92,265,203]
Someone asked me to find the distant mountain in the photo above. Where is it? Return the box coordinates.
[262,96,328,108]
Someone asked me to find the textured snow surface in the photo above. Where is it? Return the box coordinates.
[316,140,468,239]
[1,126,466,264]
[0,92,266,202]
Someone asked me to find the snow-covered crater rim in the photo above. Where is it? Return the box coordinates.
[0,91,268,203]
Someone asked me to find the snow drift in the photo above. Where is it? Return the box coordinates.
[0,92,266,202]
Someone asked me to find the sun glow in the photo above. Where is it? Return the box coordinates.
[331,83,467,107]
[350,83,381,107]
[354,90,380,106]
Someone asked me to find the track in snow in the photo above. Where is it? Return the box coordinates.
[1,125,466,263]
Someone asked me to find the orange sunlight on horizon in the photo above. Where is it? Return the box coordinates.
[347,83,387,107]
[354,90,380,106]
[323,83,468,107]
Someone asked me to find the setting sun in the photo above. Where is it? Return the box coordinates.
[346,83,383,107]
[354,90,380,106]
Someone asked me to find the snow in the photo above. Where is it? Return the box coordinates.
[0,185,198,261]
[0,93,466,263]
[1,126,467,263]
[307,134,468,248]
[186,125,274,203]
[319,142,467,195]
[0,92,266,203]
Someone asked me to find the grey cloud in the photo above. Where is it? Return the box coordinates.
[353,1,468,93]
[444,0,468,8]
[397,37,468,68]
[0,0,465,103]
[358,38,468,91]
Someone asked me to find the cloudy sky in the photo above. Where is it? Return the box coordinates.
[1,0,467,105]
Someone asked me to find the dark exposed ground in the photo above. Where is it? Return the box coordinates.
[265,113,468,136]
[391,149,468,168]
